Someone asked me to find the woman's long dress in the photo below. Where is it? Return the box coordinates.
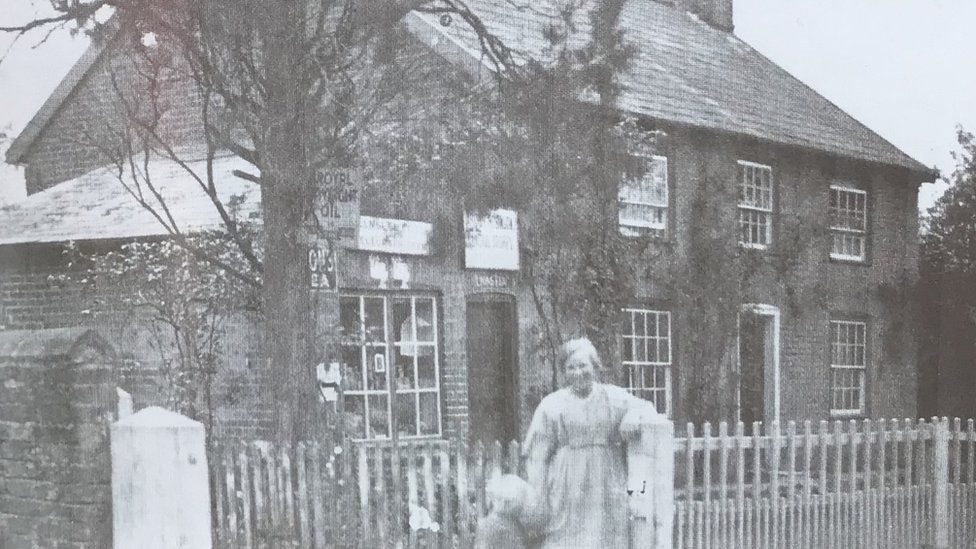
[523,383,654,548]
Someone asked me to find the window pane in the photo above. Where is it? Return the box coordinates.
[416,298,435,342]
[341,346,363,391]
[417,351,437,389]
[367,395,389,439]
[364,297,386,343]
[392,298,413,343]
[419,393,440,435]
[633,310,645,336]
[622,337,634,362]
[393,346,416,391]
[343,394,366,439]
[395,393,417,438]
[340,297,362,342]
[366,347,388,391]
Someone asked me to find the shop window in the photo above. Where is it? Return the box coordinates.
[340,294,441,439]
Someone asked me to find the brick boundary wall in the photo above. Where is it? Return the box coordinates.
[0,328,118,549]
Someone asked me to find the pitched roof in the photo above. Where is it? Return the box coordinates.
[408,0,934,178]
[0,154,260,245]
[5,27,121,165]
[6,2,933,179]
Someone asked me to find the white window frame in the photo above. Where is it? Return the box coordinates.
[621,308,672,416]
[737,160,774,249]
[829,319,867,417]
[340,294,443,441]
[619,155,668,235]
[829,184,868,262]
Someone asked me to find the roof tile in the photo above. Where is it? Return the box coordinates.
[413,0,931,175]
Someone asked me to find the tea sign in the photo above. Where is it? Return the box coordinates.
[308,238,338,290]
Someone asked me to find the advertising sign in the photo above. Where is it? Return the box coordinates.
[308,238,338,290]
[356,215,432,256]
[312,168,361,239]
[464,208,520,271]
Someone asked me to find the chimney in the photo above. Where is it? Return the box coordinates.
[673,0,734,32]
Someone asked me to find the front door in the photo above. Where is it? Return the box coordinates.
[738,306,780,430]
[466,297,518,445]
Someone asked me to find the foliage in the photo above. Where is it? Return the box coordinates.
[59,231,257,428]
[922,127,976,274]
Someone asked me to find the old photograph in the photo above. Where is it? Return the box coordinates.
[0,0,974,547]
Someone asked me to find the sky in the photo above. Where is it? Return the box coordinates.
[0,0,973,210]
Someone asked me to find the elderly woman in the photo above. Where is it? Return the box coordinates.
[523,337,658,548]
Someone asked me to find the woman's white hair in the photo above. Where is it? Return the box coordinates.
[557,337,603,372]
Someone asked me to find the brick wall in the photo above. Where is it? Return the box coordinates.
[0,328,117,549]
[661,126,921,424]
[6,18,925,444]
[21,30,205,195]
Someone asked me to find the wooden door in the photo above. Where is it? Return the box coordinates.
[465,298,518,445]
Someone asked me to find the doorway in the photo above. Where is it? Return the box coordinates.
[465,295,519,445]
[737,304,780,430]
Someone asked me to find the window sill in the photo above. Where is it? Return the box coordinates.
[350,435,446,447]
[619,225,667,237]
[829,410,865,420]
[829,254,870,266]
[738,242,770,251]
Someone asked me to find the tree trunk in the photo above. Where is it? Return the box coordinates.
[258,0,320,445]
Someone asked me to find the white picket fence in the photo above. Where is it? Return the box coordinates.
[673,417,976,549]
[210,416,976,548]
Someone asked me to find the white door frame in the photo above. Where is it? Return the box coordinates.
[736,303,781,425]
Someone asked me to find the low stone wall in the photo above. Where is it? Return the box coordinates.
[0,328,117,549]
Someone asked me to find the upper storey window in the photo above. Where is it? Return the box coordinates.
[737,161,773,248]
[619,155,668,236]
[829,184,868,262]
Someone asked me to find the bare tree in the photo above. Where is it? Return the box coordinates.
[2,0,518,445]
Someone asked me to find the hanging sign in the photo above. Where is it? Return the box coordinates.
[464,208,520,271]
[312,168,362,240]
[309,238,338,290]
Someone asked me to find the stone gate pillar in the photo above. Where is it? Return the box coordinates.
[111,406,212,548]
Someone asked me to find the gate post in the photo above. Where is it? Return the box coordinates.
[111,407,212,548]
[929,416,949,549]
[628,414,674,549]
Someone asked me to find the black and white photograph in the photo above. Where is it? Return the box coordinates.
[0,0,974,547]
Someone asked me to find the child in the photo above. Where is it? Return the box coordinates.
[474,473,539,549]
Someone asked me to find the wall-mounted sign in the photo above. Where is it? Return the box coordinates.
[464,208,519,271]
[471,272,514,289]
[357,216,432,256]
[312,168,361,238]
[309,238,338,290]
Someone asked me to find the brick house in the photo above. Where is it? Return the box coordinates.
[0,0,935,445]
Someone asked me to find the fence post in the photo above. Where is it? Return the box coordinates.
[627,414,674,549]
[111,406,212,548]
[929,417,949,549]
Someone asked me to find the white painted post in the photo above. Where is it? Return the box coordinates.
[930,417,950,549]
[628,414,675,549]
[116,387,133,420]
[111,407,212,549]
